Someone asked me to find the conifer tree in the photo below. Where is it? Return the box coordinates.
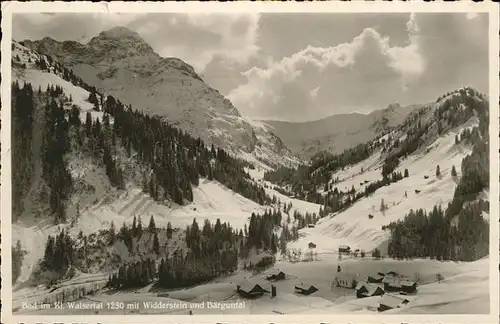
[148,215,156,233]
[132,215,137,236]
[451,165,457,177]
[380,199,387,212]
[109,221,116,245]
[167,222,173,239]
[153,233,160,255]
[137,216,143,238]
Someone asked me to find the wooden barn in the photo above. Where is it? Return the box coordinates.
[382,275,402,292]
[367,274,384,283]
[236,281,270,299]
[382,275,417,294]
[355,282,385,299]
[378,294,409,312]
[338,245,351,254]
[308,242,317,249]
[266,271,286,281]
[333,273,357,289]
[294,283,319,295]
[400,280,418,294]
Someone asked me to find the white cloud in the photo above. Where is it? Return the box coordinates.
[158,14,261,73]
[228,12,487,122]
[228,19,424,121]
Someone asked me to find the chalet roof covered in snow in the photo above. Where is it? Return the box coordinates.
[294,283,319,295]
[368,274,384,282]
[379,294,409,309]
[400,280,417,287]
[271,270,286,276]
[356,281,380,292]
[295,283,317,290]
[382,272,402,284]
[237,279,270,293]
[266,270,286,280]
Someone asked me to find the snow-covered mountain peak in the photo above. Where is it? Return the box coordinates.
[87,26,158,63]
[19,31,299,169]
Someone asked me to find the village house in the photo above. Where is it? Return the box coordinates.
[294,283,319,295]
[333,273,357,289]
[236,281,270,299]
[382,273,417,294]
[400,280,418,294]
[308,242,317,249]
[378,294,410,312]
[338,245,351,254]
[266,271,286,281]
[355,282,385,299]
[382,274,401,292]
[367,274,384,283]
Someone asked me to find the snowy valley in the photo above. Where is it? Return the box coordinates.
[10,31,490,316]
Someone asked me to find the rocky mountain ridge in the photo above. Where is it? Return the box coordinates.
[262,103,421,159]
[20,27,299,169]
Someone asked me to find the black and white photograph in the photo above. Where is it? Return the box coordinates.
[2,2,498,321]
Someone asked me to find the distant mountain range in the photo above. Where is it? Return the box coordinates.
[262,103,421,159]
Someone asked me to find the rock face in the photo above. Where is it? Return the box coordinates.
[21,27,299,168]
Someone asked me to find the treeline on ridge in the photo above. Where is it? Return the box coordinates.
[12,78,272,223]
[39,210,297,290]
[384,89,489,262]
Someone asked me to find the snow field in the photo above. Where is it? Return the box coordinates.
[288,117,478,254]
[12,42,108,125]
[12,178,270,290]
[12,254,488,315]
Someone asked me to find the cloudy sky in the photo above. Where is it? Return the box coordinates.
[13,12,489,122]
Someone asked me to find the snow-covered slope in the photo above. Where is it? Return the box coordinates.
[389,257,489,314]
[10,41,273,287]
[287,116,478,254]
[12,42,106,124]
[12,179,269,285]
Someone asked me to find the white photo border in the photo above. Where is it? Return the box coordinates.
[1,1,499,324]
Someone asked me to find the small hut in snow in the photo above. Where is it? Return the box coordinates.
[355,282,385,298]
[237,281,270,299]
[378,294,409,312]
[400,280,418,294]
[367,274,384,283]
[294,283,319,295]
[338,245,351,254]
[266,271,286,281]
